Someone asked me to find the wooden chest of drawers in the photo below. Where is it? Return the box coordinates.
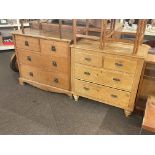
[71,39,149,116]
[13,29,72,96]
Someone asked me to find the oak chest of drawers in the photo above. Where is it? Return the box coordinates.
[13,29,72,96]
[71,39,149,116]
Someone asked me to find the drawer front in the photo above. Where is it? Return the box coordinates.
[20,65,70,90]
[101,70,134,91]
[17,49,69,73]
[49,72,70,90]
[50,56,69,73]
[104,55,137,74]
[17,49,49,68]
[74,64,134,91]
[74,49,102,67]
[74,79,101,99]
[74,79,130,108]
[74,63,101,82]
[15,35,40,52]
[20,65,49,84]
[101,85,130,108]
[40,39,69,57]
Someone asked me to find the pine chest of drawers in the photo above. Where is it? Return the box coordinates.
[71,39,149,116]
[13,29,72,96]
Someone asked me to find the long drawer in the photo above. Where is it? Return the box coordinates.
[20,65,70,90]
[15,35,40,52]
[74,49,103,67]
[40,39,69,57]
[17,49,69,73]
[104,55,137,74]
[74,64,134,91]
[74,79,130,108]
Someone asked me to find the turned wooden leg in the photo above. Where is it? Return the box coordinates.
[73,95,79,102]
[124,110,132,117]
[19,78,25,86]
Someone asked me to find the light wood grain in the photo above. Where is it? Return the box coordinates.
[74,79,130,109]
[74,63,134,91]
[71,37,149,116]
[104,55,137,74]
[17,49,69,74]
[19,78,72,96]
[142,96,155,133]
[20,65,70,90]
[74,49,103,67]
[14,31,71,95]
[15,35,40,52]
[40,39,69,58]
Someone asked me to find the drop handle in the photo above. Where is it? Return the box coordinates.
[25,41,29,46]
[84,57,91,61]
[83,87,89,91]
[27,56,31,61]
[113,78,120,82]
[51,45,56,52]
[111,94,118,98]
[53,78,59,83]
[115,62,123,67]
[29,72,33,77]
[84,71,90,75]
[52,61,57,67]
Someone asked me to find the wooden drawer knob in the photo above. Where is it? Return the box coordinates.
[84,71,90,75]
[52,61,57,67]
[84,57,91,61]
[53,78,59,83]
[51,46,56,52]
[83,87,89,91]
[25,41,29,46]
[113,78,120,82]
[111,94,118,98]
[27,56,31,61]
[29,72,33,77]
[115,62,123,67]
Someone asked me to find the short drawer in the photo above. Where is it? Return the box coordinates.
[40,39,69,57]
[15,35,40,52]
[17,49,49,68]
[20,65,70,90]
[101,84,131,108]
[74,63,101,83]
[74,79,130,108]
[74,79,101,99]
[104,55,137,74]
[74,64,134,91]
[74,49,102,67]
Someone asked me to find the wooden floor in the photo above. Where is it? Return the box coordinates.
[0,50,154,135]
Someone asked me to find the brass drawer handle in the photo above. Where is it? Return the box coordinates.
[51,46,56,52]
[111,94,118,98]
[115,62,123,67]
[84,71,90,75]
[29,72,33,77]
[113,78,120,82]
[83,87,89,91]
[53,78,59,83]
[27,56,31,61]
[52,61,57,67]
[25,41,29,46]
[84,57,91,61]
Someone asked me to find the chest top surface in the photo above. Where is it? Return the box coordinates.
[71,39,150,59]
[13,28,72,43]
